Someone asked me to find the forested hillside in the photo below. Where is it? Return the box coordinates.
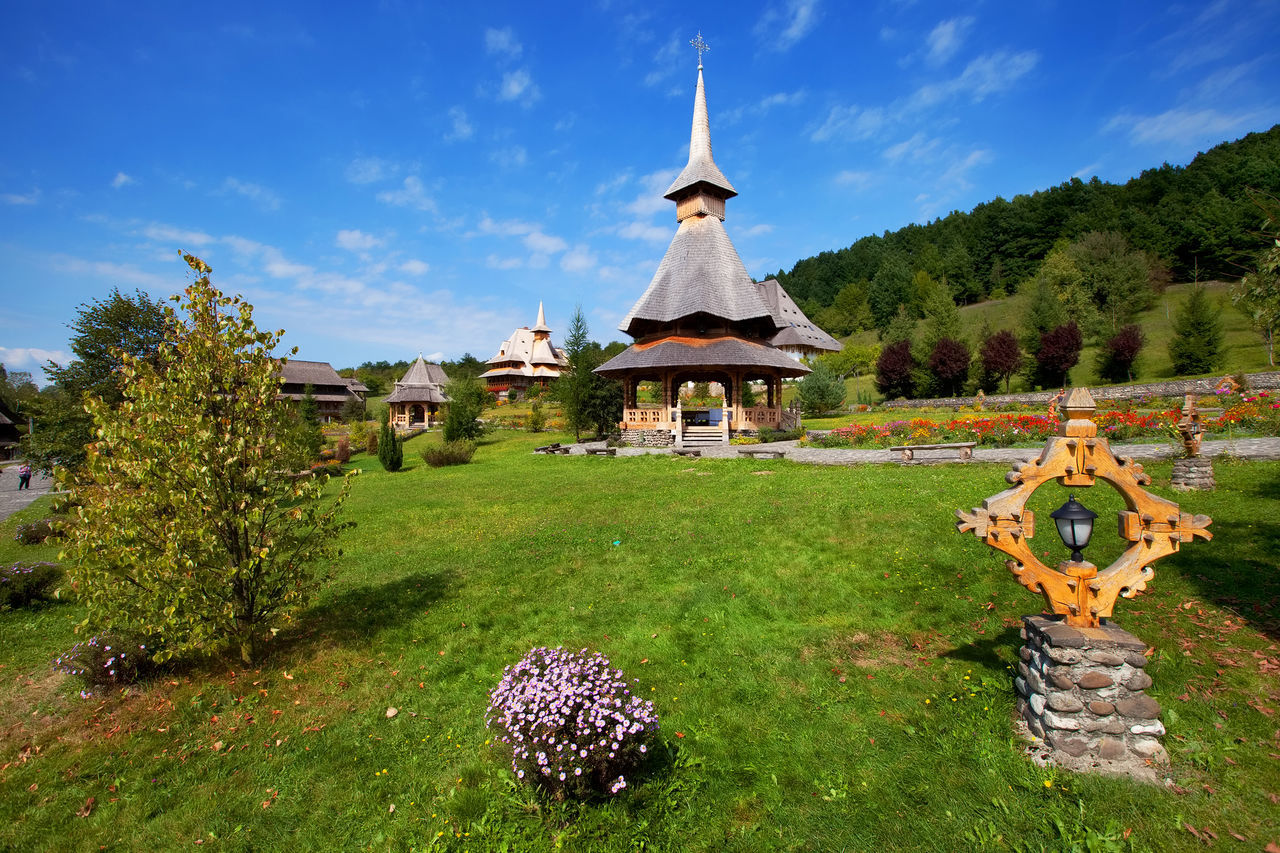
[775,124,1280,333]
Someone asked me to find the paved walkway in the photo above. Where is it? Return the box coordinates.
[0,466,57,522]
[564,436,1280,465]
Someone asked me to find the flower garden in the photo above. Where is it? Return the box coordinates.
[810,393,1280,448]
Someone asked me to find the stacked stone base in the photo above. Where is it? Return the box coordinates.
[1016,615,1167,782]
[1171,456,1215,490]
[619,428,675,448]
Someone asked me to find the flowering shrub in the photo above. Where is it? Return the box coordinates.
[14,519,56,545]
[52,634,155,690]
[0,562,62,608]
[486,647,659,799]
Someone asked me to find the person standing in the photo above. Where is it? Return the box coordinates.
[17,462,31,490]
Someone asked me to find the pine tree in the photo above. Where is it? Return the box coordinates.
[796,360,846,415]
[378,419,403,471]
[1168,286,1224,375]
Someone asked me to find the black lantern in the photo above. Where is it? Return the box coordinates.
[1050,494,1097,563]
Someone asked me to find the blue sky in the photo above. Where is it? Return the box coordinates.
[2,0,1277,383]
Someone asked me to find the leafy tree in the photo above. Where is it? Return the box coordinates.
[1233,196,1280,366]
[796,360,846,415]
[880,304,917,346]
[441,352,486,381]
[868,254,914,331]
[874,339,916,399]
[377,420,403,471]
[1035,321,1083,388]
[818,343,881,382]
[340,394,366,423]
[979,329,1023,393]
[1095,324,1145,383]
[1168,286,1225,375]
[61,254,352,665]
[1067,231,1153,336]
[23,288,167,473]
[927,337,972,397]
[442,375,489,442]
[0,365,38,411]
[1021,280,1065,386]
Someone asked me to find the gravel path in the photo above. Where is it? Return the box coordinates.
[565,436,1280,465]
[0,466,56,522]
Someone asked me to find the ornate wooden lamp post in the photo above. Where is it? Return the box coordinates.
[956,387,1212,778]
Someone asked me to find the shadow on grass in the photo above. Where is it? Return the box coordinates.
[1172,518,1280,641]
[940,625,1022,672]
[279,568,455,654]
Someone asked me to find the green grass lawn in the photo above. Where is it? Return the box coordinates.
[2,431,1277,851]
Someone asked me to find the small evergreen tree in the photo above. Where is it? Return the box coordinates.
[1095,324,1145,383]
[298,384,324,460]
[378,420,403,472]
[1168,286,1225,375]
[443,375,489,442]
[796,361,846,415]
[874,339,916,399]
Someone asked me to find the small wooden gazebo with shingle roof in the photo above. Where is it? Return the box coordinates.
[386,355,450,430]
[595,50,809,447]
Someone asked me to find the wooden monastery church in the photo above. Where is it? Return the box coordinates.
[596,50,836,447]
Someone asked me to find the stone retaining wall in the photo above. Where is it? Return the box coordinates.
[883,371,1280,411]
[1016,615,1166,780]
[620,428,674,447]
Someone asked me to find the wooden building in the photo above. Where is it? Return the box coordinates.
[757,278,843,361]
[277,360,364,423]
[480,303,568,399]
[386,356,449,430]
[595,58,809,447]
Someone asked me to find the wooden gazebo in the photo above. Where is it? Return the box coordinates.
[386,356,449,430]
[595,56,809,447]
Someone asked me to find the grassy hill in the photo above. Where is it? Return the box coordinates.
[836,279,1271,403]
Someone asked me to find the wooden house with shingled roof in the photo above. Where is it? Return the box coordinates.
[277,359,364,423]
[387,356,450,430]
[480,303,568,399]
[595,50,812,448]
[757,278,843,361]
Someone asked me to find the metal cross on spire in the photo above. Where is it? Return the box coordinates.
[690,32,709,68]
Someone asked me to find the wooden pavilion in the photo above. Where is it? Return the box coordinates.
[595,57,809,447]
[386,356,449,430]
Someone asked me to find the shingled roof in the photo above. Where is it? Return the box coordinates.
[595,335,809,378]
[618,214,780,337]
[757,278,843,353]
[385,356,449,404]
[664,65,736,202]
[278,360,347,387]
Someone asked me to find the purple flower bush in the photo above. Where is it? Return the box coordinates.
[0,561,62,608]
[486,647,659,799]
[52,634,154,691]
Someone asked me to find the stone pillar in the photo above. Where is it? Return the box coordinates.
[1171,457,1215,491]
[1016,615,1167,780]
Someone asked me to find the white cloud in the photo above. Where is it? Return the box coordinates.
[49,255,172,291]
[345,157,396,184]
[376,176,436,212]
[883,133,942,163]
[261,247,313,280]
[2,188,39,205]
[925,17,973,66]
[336,229,384,251]
[834,170,874,188]
[491,146,528,168]
[222,177,282,211]
[1072,163,1101,180]
[445,106,474,141]
[399,259,430,276]
[111,171,136,189]
[618,221,670,242]
[810,105,885,142]
[0,346,72,371]
[624,168,679,217]
[560,244,597,273]
[739,224,775,237]
[477,216,539,238]
[142,223,215,246]
[486,254,524,270]
[523,230,568,255]
[1105,107,1260,146]
[498,69,540,106]
[755,0,821,52]
[643,34,684,88]
[910,50,1039,108]
[485,27,522,60]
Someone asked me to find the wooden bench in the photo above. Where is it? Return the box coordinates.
[534,443,570,455]
[585,447,616,456]
[672,448,702,457]
[737,447,785,459]
[889,442,975,463]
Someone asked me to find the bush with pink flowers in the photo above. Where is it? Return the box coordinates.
[486,646,659,799]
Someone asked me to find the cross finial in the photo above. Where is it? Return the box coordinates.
[690,32,709,69]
